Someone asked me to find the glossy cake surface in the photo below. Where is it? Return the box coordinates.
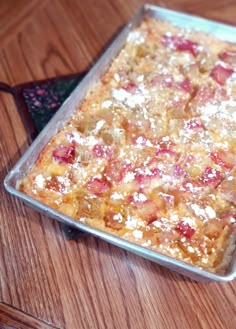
[19,18,236,273]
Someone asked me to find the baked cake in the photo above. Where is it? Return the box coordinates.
[19,18,236,273]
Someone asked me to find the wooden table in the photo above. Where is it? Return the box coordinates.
[0,1,236,328]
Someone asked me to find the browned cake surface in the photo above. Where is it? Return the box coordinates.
[19,18,236,273]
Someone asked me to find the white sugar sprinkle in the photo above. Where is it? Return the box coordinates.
[101,100,112,108]
[35,174,45,188]
[205,206,216,219]
[133,229,143,239]
[110,192,124,200]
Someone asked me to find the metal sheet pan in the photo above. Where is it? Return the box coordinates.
[4,4,236,282]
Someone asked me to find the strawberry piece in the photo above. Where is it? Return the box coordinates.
[175,221,195,239]
[162,34,199,57]
[105,160,132,183]
[200,167,221,186]
[210,64,234,85]
[52,145,75,164]
[92,144,114,159]
[219,50,236,65]
[87,177,111,195]
[179,78,192,93]
[210,151,233,170]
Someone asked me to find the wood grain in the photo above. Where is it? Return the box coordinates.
[0,303,59,328]
[0,1,236,329]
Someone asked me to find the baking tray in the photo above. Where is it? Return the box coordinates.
[4,4,236,282]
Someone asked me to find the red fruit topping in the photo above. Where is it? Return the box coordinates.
[122,82,137,93]
[159,192,175,208]
[140,201,159,223]
[67,133,78,146]
[194,86,215,106]
[151,74,174,88]
[52,145,75,164]
[156,148,177,160]
[182,179,202,193]
[210,64,233,85]
[219,50,236,64]
[173,164,186,177]
[162,34,199,57]
[129,196,158,223]
[210,151,233,170]
[186,119,203,130]
[200,167,221,186]
[105,160,132,183]
[185,154,195,164]
[92,144,114,159]
[87,177,111,195]
[175,221,195,239]
[135,168,161,184]
[163,76,174,88]
[153,137,175,150]
[191,86,229,113]
[179,78,192,93]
